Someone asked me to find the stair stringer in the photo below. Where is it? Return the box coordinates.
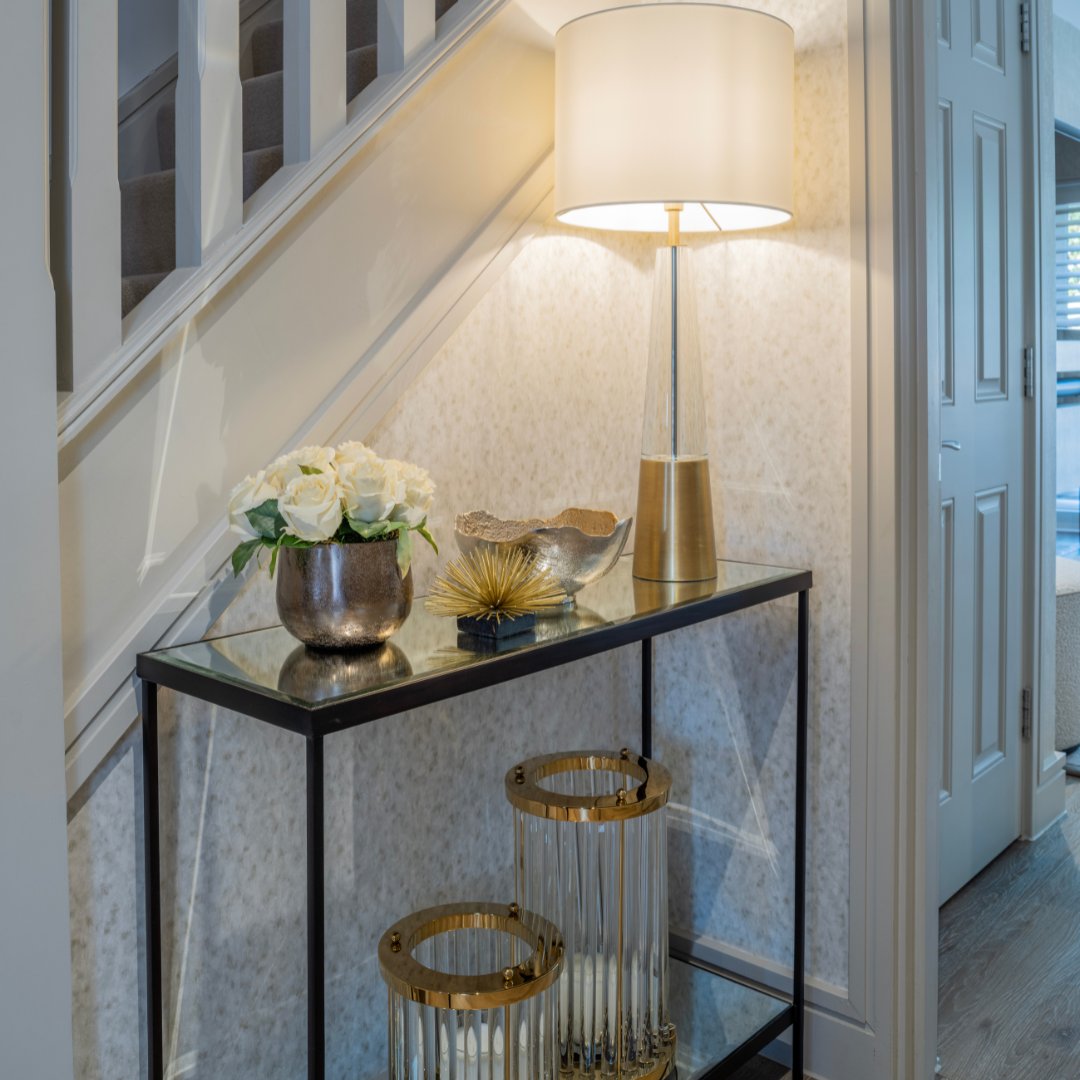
[60,2,555,796]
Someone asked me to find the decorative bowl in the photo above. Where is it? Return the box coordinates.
[454,508,631,605]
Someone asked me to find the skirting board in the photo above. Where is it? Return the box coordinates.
[674,934,880,1080]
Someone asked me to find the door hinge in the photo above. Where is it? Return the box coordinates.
[1023,346,1035,398]
[1021,687,1033,740]
[1020,1,1032,53]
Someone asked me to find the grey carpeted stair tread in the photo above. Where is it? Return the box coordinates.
[122,272,170,317]
[121,171,175,278]
[243,145,284,198]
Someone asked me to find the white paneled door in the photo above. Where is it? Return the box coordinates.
[937,0,1031,904]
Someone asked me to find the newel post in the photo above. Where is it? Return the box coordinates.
[175,0,244,265]
[284,0,347,164]
[377,0,437,74]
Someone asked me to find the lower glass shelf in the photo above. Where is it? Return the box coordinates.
[670,955,792,1079]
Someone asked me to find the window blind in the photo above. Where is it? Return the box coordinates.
[1058,181,1080,340]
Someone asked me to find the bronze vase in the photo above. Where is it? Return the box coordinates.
[275,539,413,649]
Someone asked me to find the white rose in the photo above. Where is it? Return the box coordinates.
[278,473,344,542]
[389,461,435,527]
[227,470,278,537]
[335,440,380,468]
[265,445,336,492]
[337,458,404,524]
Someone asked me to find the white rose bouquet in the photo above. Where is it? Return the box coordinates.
[227,442,437,577]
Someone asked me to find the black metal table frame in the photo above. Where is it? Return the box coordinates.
[137,572,810,1080]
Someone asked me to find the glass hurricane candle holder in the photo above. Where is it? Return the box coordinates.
[505,750,675,1080]
[378,901,564,1080]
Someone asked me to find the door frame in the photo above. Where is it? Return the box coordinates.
[885,0,1066,1074]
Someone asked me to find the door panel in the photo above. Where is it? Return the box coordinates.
[937,0,1028,904]
[974,115,1008,398]
[973,486,1007,775]
[971,0,1005,72]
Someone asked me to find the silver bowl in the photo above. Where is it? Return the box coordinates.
[454,508,632,606]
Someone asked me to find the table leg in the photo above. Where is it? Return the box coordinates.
[793,590,809,1079]
[141,680,163,1080]
[641,637,653,758]
[307,735,325,1080]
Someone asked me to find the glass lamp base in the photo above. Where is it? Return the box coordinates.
[632,455,717,582]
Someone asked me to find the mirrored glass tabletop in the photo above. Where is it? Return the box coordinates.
[138,556,808,729]
[670,957,791,1078]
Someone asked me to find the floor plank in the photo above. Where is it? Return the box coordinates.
[938,777,1080,1079]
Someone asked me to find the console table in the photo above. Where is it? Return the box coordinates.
[136,556,811,1080]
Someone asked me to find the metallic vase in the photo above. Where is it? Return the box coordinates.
[275,539,412,650]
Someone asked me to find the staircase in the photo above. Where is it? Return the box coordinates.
[119,0,453,316]
[54,0,557,797]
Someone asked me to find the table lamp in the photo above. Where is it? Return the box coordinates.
[554,3,794,582]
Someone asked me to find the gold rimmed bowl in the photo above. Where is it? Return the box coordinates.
[454,508,631,607]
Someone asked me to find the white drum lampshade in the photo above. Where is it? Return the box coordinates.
[553,3,795,583]
[554,3,794,233]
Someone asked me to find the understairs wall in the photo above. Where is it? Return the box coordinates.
[65,0,855,1077]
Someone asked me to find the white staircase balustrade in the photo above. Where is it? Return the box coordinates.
[52,0,122,391]
[175,0,244,266]
[378,0,437,73]
[284,0,348,164]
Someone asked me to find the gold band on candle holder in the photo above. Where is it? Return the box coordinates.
[378,901,564,1011]
[505,749,673,823]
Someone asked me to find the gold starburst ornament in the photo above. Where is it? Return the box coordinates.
[426,548,566,635]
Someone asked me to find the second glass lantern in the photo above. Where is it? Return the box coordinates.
[505,750,675,1080]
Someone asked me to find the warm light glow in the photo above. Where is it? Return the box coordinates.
[554,3,795,234]
[557,202,792,233]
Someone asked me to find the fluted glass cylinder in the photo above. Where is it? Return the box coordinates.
[379,902,564,1080]
[506,751,674,1080]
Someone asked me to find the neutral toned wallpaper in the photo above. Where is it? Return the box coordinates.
[67,0,853,1076]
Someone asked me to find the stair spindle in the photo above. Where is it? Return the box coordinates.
[175,0,244,266]
[284,0,347,164]
[378,0,437,74]
[52,0,122,389]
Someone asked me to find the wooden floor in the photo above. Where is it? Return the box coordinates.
[938,777,1080,1079]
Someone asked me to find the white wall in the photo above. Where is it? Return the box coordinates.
[0,2,76,1077]
[119,0,178,97]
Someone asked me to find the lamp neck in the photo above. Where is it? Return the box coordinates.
[664,203,683,248]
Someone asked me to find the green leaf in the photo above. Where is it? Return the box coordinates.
[277,534,315,548]
[245,499,286,541]
[416,522,438,556]
[396,529,413,578]
[230,539,262,577]
[345,517,405,540]
[298,464,323,475]
[268,544,279,579]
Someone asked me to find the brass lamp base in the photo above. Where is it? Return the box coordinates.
[632,456,717,582]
